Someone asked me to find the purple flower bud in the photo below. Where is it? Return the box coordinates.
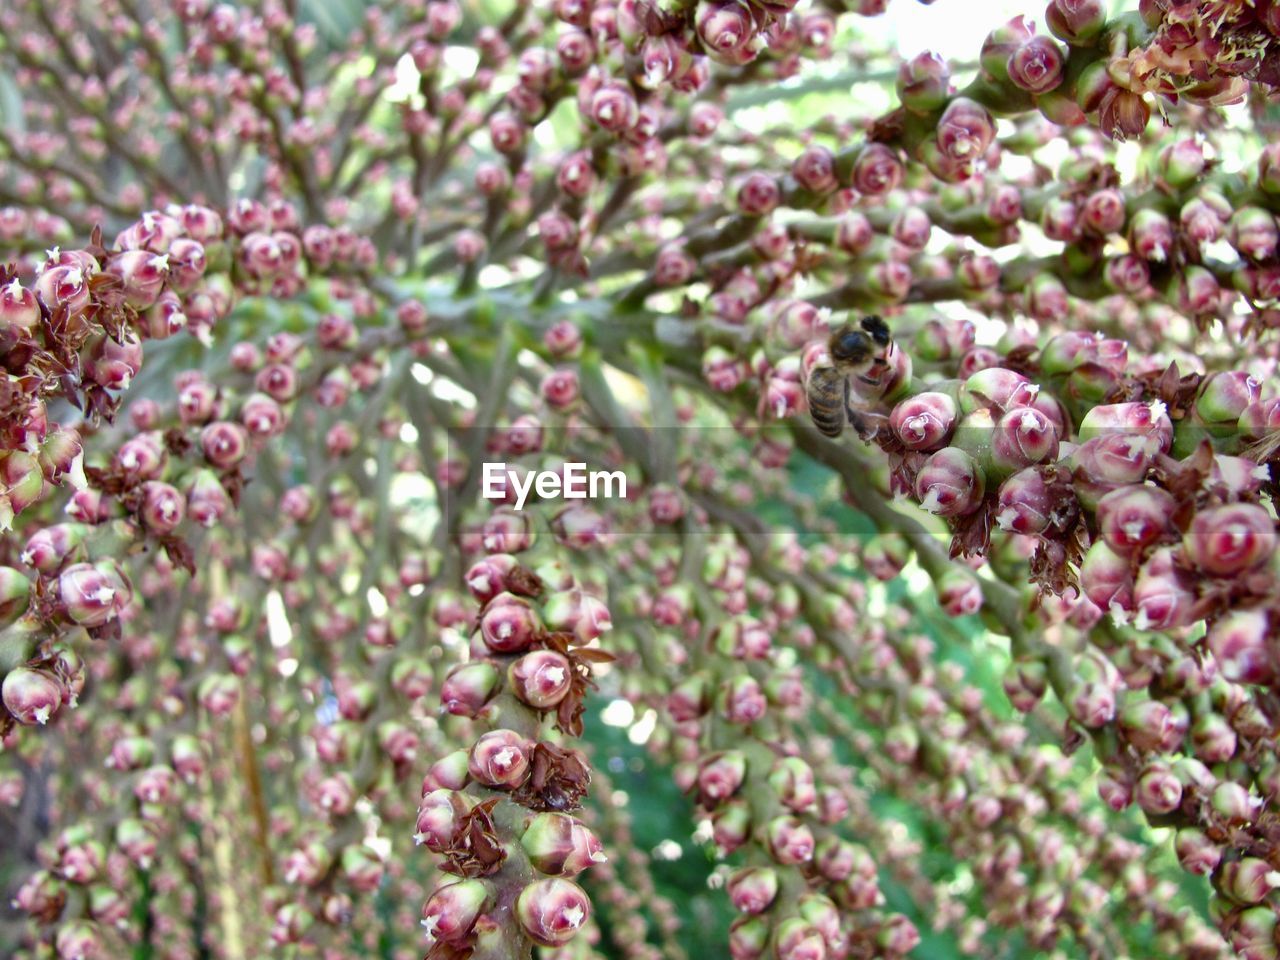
[935,98,995,165]
[849,143,903,196]
[727,866,779,914]
[1045,0,1107,44]
[773,918,827,960]
[958,253,1000,289]
[424,750,471,792]
[479,592,543,653]
[1184,503,1275,577]
[1175,828,1221,875]
[1197,371,1262,425]
[721,675,768,724]
[1079,540,1134,616]
[413,789,468,851]
[1207,609,1273,685]
[1229,207,1279,262]
[1155,138,1206,188]
[516,877,591,946]
[765,816,815,866]
[1135,761,1182,815]
[696,2,758,66]
[1119,698,1174,751]
[1104,254,1150,294]
[1079,401,1171,451]
[698,751,748,805]
[991,407,1058,474]
[1081,188,1125,235]
[938,569,983,616]
[791,145,837,194]
[890,392,957,451]
[0,279,40,334]
[768,757,817,813]
[1007,36,1065,94]
[510,650,573,709]
[914,447,985,517]
[2,667,63,725]
[440,661,500,717]
[1095,484,1175,555]
[897,51,951,113]
[995,467,1055,535]
[421,879,490,945]
[138,481,186,534]
[737,173,780,218]
[980,16,1035,81]
[1222,858,1280,905]
[521,813,607,876]
[1128,209,1174,262]
[58,562,124,627]
[468,729,532,788]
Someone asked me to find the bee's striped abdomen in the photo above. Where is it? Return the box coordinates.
[806,365,847,438]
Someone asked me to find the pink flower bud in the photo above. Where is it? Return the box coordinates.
[517,877,591,946]
[421,879,490,945]
[139,481,185,534]
[1007,36,1065,94]
[1046,0,1107,43]
[792,145,837,194]
[849,143,903,196]
[897,51,951,113]
[1222,858,1279,905]
[727,866,779,914]
[468,729,532,788]
[991,407,1058,473]
[765,816,814,865]
[200,421,249,469]
[938,569,983,616]
[2,667,63,725]
[935,98,995,165]
[1095,484,1175,555]
[890,392,958,451]
[413,789,469,851]
[480,592,543,653]
[737,173,780,218]
[995,467,1056,535]
[914,447,985,517]
[721,675,768,724]
[521,813,607,876]
[0,279,40,333]
[1135,761,1182,815]
[1207,609,1273,685]
[696,1,758,66]
[58,562,125,627]
[1175,828,1221,875]
[1184,503,1275,577]
[510,650,574,709]
[440,661,500,716]
[698,751,747,805]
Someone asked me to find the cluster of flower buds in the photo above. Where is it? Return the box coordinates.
[415,530,612,958]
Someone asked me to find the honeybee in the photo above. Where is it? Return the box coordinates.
[806,315,894,439]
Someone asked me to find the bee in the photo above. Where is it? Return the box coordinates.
[806,315,894,439]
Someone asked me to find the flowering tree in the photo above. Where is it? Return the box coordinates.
[3,0,1280,957]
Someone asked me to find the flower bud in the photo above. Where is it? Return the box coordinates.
[1222,858,1280,905]
[727,866,779,914]
[698,751,747,804]
[1135,761,1182,815]
[2,667,63,725]
[509,650,574,709]
[479,592,543,653]
[1184,503,1275,577]
[1197,371,1261,425]
[1207,609,1273,685]
[139,481,186,534]
[1175,828,1221,875]
[696,1,759,65]
[468,729,532,788]
[991,407,1058,474]
[935,98,995,165]
[980,16,1034,82]
[896,52,951,114]
[59,562,125,626]
[521,813,607,876]
[1046,0,1106,44]
[421,879,490,944]
[915,447,985,517]
[1128,208,1174,262]
[938,569,983,616]
[1095,484,1175,555]
[516,877,591,946]
[848,143,903,196]
[440,661,500,717]
[765,816,815,865]
[1007,36,1065,94]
